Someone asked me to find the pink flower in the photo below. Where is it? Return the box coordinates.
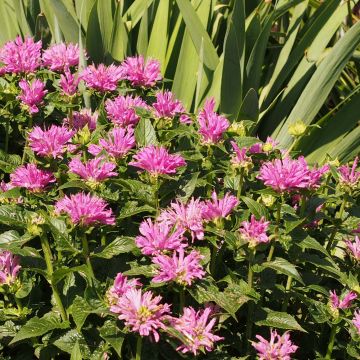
[18,79,47,114]
[55,192,115,226]
[239,215,269,247]
[29,125,74,159]
[88,127,135,159]
[135,218,186,256]
[330,290,357,310]
[115,288,171,342]
[172,307,223,355]
[0,181,14,192]
[159,198,205,241]
[42,42,80,71]
[346,236,360,261]
[197,98,229,144]
[202,191,239,221]
[0,36,41,74]
[120,55,162,87]
[65,108,98,131]
[0,251,21,285]
[307,164,329,189]
[59,70,79,96]
[69,157,117,183]
[105,95,148,127]
[352,310,360,335]
[230,141,252,167]
[81,64,123,92]
[153,90,189,122]
[252,330,298,360]
[129,145,186,176]
[338,157,360,188]
[152,249,205,285]
[10,164,55,192]
[249,142,263,154]
[258,157,311,192]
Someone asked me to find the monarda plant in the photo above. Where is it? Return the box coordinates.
[0,37,359,360]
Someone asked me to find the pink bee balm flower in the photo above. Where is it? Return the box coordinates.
[105,95,148,127]
[330,290,357,310]
[307,164,329,189]
[197,98,229,144]
[129,145,186,176]
[59,70,79,96]
[258,157,311,192]
[69,157,117,183]
[159,198,205,241]
[0,251,21,285]
[55,192,115,226]
[120,55,162,87]
[252,330,298,360]
[81,64,123,92]
[153,90,190,123]
[29,125,74,159]
[239,215,269,247]
[10,164,55,192]
[202,191,238,221]
[152,249,205,286]
[172,306,223,355]
[346,236,360,261]
[88,127,135,159]
[338,157,360,188]
[0,36,41,74]
[115,288,170,342]
[42,42,80,71]
[136,218,186,256]
[18,79,47,114]
[65,108,98,131]
[230,141,252,167]
[352,310,360,335]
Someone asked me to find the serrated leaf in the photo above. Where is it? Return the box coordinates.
[54,330,91,358]
[241,196,269,219]
[70,341,82,360]
[93,237,136,259]
[0,205,27,228]
[135,118,157,147]
[71,296,93,330]
[99,320,125,358]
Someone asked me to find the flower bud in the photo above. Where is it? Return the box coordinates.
[260,194,276,207]
[229,122,246,137]
[288,120,307,137]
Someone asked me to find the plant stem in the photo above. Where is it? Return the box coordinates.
[81,232,95,283]
[325,324,337,359]
[40,232,68,321]
[21,116,33,164]
[237,168,244,199]
[179,288,185,313]
[267,200,281,262]
[326,198,347,252]
[135,336,142,360]
[281,276,293,312]
[247,249,255,287]
[245,249,256,347]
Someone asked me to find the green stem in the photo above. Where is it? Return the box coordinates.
[135,336,143,360]
[12,294,23,312]
[179,288,185,313]
[68,107,74,128]
[247,249,255,287]
[326,198,347,252]
[325,324,337,359]
[267,200,281,262]
[281,276,293,312]
[40,232,68,321]
[299,195,306,218]
[21,116,33,164]
[81,232,95,283]
[237,168,244,199]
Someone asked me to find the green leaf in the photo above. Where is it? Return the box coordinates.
[99,320,125,358]
[241,196,269,219]
[238,88,259,122]
[70,341,82,360]
[57,180,89,191]
[71,296,93,330]
[255,308,306,332]
[178,172,199,202]
[262,257,305,285]
[118,202,155,219]
[135,118,157,146]
[298,235,331,258]
[110,2,128,61]
[93,236,136,259]
[52,265,88,285]
[54,330,91,358]
[10,313,69,344]
[0,205,27,228]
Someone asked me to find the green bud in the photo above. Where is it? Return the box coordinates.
[288,120,307,137]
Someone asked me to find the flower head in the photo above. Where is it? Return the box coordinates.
[197,98,229,144]
[172,306,223,355]
[345,236,360,261]
[81,64,123,92]
[59,70,79,96]
[115,288,170,342]
[10,164,55,192]
[42,42,80,71]
[230,141,252,168]
[329,290,357,310]
[55,192,115,226]
[105,95,148,127]
[0,36,41,73]
[239,215,269,247]
[120,55,162,87]
[159,198,205,241]
[108,273,141,309]
[152,249,205,286]
[252,330,298,360]
[65,108,98,131]
[18,79,47,114]
[0,251,21,285]
[135,218,186,256]
[338,157,360,189]
[88,127,135,159]
[153,90,189,122]
[69,157,117,184]
[129,145,186,176]
[29,125,74,159]
[352,310,360,335]
[202,191,239,221]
